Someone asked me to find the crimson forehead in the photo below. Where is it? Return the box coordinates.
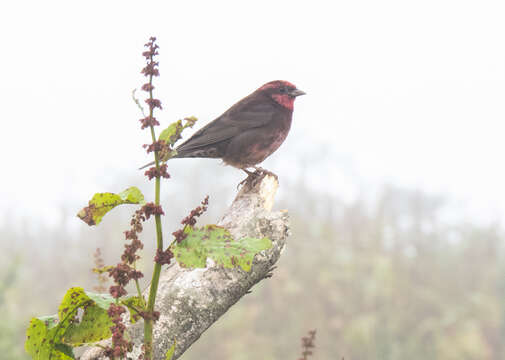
[259,80,297,91]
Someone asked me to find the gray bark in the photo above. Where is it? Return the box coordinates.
[81,174,289,360]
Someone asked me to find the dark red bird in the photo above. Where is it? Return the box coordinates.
[141,80,305,175]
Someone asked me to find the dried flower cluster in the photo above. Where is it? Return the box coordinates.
[154,247,174,265]
[142,202,165,220]
[104,304,133,359]
[139,37,161,130]
[92,248,109,293]
[172,196,209,244]
[142,140,165,153]
[298,329,316,360]
[103,208,146,358]
[181,195,209,226]
[139,36,174,185]
[144,163,170,180]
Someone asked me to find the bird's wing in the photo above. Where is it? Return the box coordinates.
[176,100,276,152]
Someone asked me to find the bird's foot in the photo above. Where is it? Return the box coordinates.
[238,170,260,189]
[237,167,278,190]
[253,167,278,181]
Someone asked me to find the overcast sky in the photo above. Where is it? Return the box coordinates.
[1,0,504,227]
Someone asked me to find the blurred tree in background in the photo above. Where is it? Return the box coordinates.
[1,153,504,360]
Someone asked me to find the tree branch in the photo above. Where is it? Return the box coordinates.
[81,174,290,360]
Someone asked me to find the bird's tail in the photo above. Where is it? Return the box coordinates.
[139,149,182,170]
[138,161,155,170]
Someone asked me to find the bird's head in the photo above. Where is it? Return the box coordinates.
[258,80,305,110]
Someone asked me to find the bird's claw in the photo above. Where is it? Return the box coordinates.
[253,167,278,181]
[237,167,278,190]
[237,171,261,190]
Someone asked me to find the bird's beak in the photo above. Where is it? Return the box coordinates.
[290,88,306,97]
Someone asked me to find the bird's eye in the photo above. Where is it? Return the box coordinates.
[280,87,289,94]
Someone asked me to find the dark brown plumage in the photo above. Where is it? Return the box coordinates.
[141,80,305,172]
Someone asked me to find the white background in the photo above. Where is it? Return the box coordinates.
[1,0,504,226]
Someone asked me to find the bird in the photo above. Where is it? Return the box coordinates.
[140,80,305,181]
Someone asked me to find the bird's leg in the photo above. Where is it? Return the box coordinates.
[242,168,256,177]
[238,168,262,189]
[237,167,279,189]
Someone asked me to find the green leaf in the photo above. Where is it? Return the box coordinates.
[38,314,59,329]
[60,289,115,346]
[118,186,145,204]
[25,288,117,359]
[165,340,176,360]
[171,225,272,271]
[157,117,198,162]
[77,186,145,226]
[54,343,75,359]
[159,120,183,145]
[122,296,146,324]
[159,117,198,146]
[26,317,74,360]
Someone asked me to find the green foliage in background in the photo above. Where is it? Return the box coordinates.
[3,174,505,360]
[0,257,29,360]
[177,182,505,360]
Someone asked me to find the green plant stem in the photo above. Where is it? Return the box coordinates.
[134,261,143,300]
[144,71,164,359]
[144,176,163,358]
